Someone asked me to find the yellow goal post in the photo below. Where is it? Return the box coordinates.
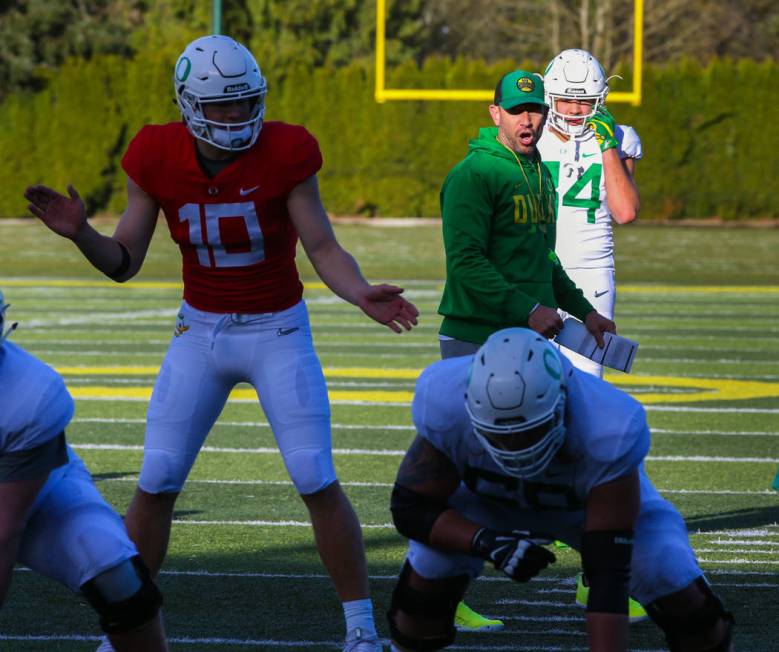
[375,0,643,106]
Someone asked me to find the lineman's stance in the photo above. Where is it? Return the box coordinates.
[387,328,734,652]
[0,292,168,651]
[538,49,641,377]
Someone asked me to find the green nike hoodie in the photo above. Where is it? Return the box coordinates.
[438,126,594,344]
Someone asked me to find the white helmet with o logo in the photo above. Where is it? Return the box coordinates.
[465,328,567,478]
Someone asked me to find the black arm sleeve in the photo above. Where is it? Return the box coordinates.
[390,483,450,544]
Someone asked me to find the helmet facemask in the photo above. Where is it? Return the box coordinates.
[174,35,268,152]
[468,393,566,479]
[547,94,603,137]
[177,88,266,152]
[465,328,568,479]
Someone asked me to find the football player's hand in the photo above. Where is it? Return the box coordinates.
[528,304,564,339]
[586,107,618,152]
[357,284,419,333]
[471,528,556,582]
[25,184,87,241]
[584,310,616,349]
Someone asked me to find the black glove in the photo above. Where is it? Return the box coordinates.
[471,528,556,582]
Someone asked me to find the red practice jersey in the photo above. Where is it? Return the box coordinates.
[122,121,322,313]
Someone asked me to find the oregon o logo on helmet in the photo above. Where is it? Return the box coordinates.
[543,349,561,379]
[517,77,535,93]
[175,57,192,82]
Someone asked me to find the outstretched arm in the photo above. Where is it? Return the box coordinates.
[25,177,159,282]
[288,175,418,332]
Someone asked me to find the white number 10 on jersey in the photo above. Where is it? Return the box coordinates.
[178,202,266,268]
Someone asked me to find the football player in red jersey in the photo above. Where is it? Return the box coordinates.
[25,34,418,652]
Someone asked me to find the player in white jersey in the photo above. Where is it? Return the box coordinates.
[0,291,168,651]
[537,49,641,377]
[387,329,734,652]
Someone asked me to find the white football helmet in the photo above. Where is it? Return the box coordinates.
[465,328,567,478]
[174,35,267,151]
[0,289,17,346]
[544,49,608,137]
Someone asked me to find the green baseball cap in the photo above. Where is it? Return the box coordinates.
[494,70,547,109]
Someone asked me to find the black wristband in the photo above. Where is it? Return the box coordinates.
[107,241,131,281]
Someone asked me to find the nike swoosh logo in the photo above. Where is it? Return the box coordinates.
[277,327,300,337]
[582,152,598,158]
[239,185,260,196]
[594,289,609,297]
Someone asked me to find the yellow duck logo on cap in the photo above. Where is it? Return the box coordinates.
[517,77,535,92]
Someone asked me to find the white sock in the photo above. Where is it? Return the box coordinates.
[343,598,377,636]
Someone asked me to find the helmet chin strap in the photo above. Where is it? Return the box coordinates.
[210,125,254,150]
[1,321,18,344]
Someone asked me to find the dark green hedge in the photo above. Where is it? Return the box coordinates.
[1,54,776,219]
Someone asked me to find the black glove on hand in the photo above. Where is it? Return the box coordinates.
[471,528,556,582]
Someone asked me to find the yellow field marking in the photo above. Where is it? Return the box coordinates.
[64,371,779,404]
[58,366,161,375]
[56,365,420,378]
[619,285,779,294]
[0,278,329,290]
[606,374,779,403]
[326,367,420,379]
[2,278,777,294]
[1,279,182,289]
[69,387,413,403]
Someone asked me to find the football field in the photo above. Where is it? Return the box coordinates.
[0,219,778,651]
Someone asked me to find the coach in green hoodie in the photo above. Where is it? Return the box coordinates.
[438,69,616,357]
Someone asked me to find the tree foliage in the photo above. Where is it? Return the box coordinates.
[1,53,776,219]
[3,0,777,100]
[0,0,145,99]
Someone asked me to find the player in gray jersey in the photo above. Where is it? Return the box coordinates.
[387,328,734,652]
[0,290,168,651]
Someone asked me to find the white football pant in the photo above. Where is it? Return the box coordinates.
[138,300,336,496]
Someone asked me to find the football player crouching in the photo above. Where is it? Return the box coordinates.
[387,327,734,652]
[0,291,168,651]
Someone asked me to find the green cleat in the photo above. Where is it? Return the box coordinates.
[454,601,505,632]
[575,573,648,624]
[772,468,779,491]
[552,540,570,549]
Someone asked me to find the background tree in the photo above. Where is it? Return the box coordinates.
[0,0,145,99]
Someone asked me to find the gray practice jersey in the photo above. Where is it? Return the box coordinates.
[407,353,704,605]
[412,353,649,518]
[0,341,74,454]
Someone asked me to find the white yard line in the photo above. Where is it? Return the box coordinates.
[70,442,779,463]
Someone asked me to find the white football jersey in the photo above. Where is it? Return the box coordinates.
[537,123,641,270]
[0,342,74,454]
[412,353,649,516]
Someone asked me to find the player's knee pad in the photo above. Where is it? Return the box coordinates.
[285,447,336,495]
[138,446,191,493]
[386,561,469,651]
[645,577,734,652]
[81,556,162,634]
